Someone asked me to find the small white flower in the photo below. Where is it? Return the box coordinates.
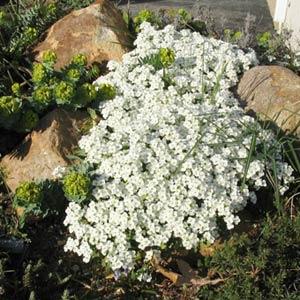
[63,23,293,275]
[52,166,67,179]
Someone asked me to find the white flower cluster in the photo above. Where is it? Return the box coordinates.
[52,166,67,179]
[64,23,293,272]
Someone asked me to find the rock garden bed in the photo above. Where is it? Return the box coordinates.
[0,1,299,299]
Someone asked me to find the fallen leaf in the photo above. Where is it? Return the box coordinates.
[151,256,226,287]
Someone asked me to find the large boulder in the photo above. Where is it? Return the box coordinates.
[34,0,132,69]
[0,109,88,192]
[237,66,300,136]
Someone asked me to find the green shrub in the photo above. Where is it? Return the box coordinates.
[255,30,300,72]
[0,2,59,94]
[0,96,22,129]
[197,213,300,299]
[62,171,91,203]
[124,8,208,38]
[14,181,43,205]
[159,48,176,68]
[133,9,157,32]
[97,83,117,101]
[0,51,106,132]
[222,27,300,73]
[13,181,44,227]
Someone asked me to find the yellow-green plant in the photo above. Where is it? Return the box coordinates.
[42,50,57,66]
[0,96,21,129]
[159,48,176,68]
[71,53,88,67]
[133,9,157,32]
[54,81,75,105]
[97,83,116,101]
[62,172,91,203]
[32,63,48,84]
[32,85,52,106]
[0,50,106,132]
[14,182,43,205]
[13,181,44,227]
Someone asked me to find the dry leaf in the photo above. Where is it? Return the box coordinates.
[151,256,181,284]
[152,256,225,287]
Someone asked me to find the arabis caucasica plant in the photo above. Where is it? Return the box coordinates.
[63,23,294,277]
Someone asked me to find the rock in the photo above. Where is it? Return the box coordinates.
[34,0,132,69]
[0,109,88,192]
[237,66,300,136]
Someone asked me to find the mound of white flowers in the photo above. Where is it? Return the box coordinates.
[63,23,293,273]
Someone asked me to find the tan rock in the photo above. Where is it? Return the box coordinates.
[34,0,132,69]
[237,65,300,136]
[0,109,88,192]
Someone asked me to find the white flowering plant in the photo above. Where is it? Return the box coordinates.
[62,23,294,280]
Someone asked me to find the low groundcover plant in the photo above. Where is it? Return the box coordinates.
[62,23,294,279]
